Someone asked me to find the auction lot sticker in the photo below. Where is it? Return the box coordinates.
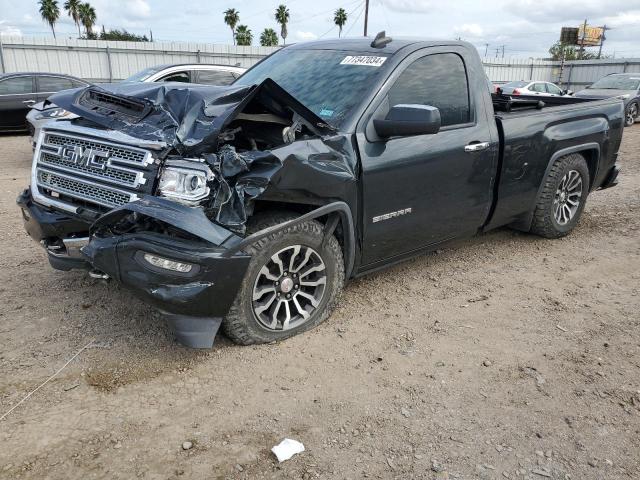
[340,56,387,67]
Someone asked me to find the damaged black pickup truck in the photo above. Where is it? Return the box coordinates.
[18,36,624,348]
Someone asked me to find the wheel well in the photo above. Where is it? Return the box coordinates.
[578,149,599,189]
[250,200,350,272]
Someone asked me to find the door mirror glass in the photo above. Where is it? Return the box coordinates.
[373,104,441,138]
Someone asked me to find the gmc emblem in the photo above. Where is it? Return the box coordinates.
[61,145,110,170]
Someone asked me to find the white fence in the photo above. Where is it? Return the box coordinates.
[1,36,639,90]
[483,57,640,90]
[0,36,279,82]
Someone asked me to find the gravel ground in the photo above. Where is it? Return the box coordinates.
[0,127,638,480]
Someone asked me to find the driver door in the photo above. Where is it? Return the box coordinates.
[356,48,498,266]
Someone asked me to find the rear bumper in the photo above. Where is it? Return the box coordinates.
[17,189,251,348]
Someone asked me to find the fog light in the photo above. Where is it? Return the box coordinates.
[142,253,193,273]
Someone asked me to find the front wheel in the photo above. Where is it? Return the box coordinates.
[223,212,344,345]
[530,153,590,239]
[625,102,638,127]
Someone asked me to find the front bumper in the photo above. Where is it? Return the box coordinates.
[17,189,251,348]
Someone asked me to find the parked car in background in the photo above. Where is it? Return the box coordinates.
[575,73,640,127]
[498,80,571,97]
[0,73,89,132]
[122,63,246,85]
[27,63,248,144]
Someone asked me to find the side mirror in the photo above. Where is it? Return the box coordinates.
[373,104,441,138]
[563,89,574,96]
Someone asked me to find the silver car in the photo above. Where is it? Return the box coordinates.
[499,80,569,97]
[575,73,640,127]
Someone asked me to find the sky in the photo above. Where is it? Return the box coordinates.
[1,0,640,58]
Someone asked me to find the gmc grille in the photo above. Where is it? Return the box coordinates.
[34,130,158,211]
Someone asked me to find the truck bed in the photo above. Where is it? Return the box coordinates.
[486,95,625,231]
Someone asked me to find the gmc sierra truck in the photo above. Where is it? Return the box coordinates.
[17,34,624,348]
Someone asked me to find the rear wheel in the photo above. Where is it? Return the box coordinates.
[530,153,590,238]
[223,212,344,345]
[625,102,638,127]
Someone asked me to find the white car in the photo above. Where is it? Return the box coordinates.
[27,64,247,145]
[121,63,246,85]
[498,80,571,97]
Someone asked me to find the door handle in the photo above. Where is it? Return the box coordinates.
[464,141,490,153]
[22,100,36,104]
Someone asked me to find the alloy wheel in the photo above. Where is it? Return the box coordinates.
[553,169,583,225]
[626,103,638,126]
[252,245,327,331]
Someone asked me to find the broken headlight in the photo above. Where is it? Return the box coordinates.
[158,161,213,205]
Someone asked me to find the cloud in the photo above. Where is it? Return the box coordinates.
[455,23,483,37]
[508,0,634,24]
[381,0,437,13]
[295,30,318,41]
[0,24,22,37]
[126,0,151,19]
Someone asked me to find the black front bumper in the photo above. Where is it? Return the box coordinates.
[17,189,251,348]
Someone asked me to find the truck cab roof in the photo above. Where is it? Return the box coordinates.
[285,37,474,55]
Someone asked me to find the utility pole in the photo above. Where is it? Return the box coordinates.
[484,43,489,58]
[150,29,154,42]
[578,18,587,59]
[502,45,505,59]
[363,0,369,36]
[597,25,609,59]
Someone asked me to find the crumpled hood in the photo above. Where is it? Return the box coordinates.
[48,79,333,156]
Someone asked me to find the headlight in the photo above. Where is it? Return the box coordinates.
[616,94,631,100]
[35,107,72,120]
[158,161,213,205]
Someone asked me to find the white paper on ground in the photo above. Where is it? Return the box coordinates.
[271,438,305,462]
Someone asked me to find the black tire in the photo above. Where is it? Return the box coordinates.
[223,211,345,345]
[625,102,638,127]
[530,153,590,239]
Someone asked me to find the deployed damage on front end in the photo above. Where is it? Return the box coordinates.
[17,80,358,347]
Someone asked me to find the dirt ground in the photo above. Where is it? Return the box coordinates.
[0,126,638,480]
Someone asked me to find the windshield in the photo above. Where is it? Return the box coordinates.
[235,49,390,127]
[502,81,529,88]
[589,76,640,90]
[123,66,166,83]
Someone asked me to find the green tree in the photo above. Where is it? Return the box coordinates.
[548,41,598,61]
[275,4,289,45]
[235,25,253,46]
[334,8,347,38]
[64,0,82,38]
[224,8,240,45]
[260,28,278,47]
[38,0,61,38]
[78,2,96,37]
[99,28,149,41]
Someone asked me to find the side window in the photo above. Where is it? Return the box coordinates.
[532,83,546,93]
[0,76,34,95]
[159,71,190,83]
[196,70,236,85]
[547,83,563,95]
[71,79,88,88]
[38,76,75,92]
[387,53,471,127]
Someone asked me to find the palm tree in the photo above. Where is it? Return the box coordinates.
[235,25,253,46]
[64,0,82,38]
[260,28,278,47]
[274,4,289,45]
[223,8,240,46]
[38,0,61,38]
[334,8,348,38]
[78,2,97,37]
